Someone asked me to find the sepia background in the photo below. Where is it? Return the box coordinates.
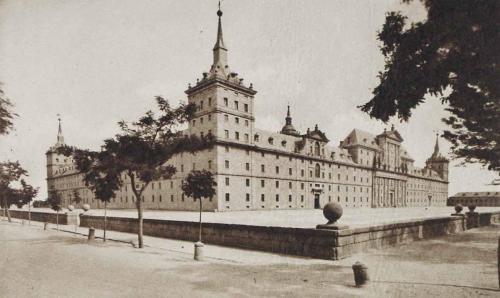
[0,0,497,200]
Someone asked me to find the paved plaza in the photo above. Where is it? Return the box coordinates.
[1,220,499,297]
[25,206,500,228]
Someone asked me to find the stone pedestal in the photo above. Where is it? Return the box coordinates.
[194,241,204,261]
[451,213,464,217]
[466,212,480,229]
[316,223,349,230]
[66,211,80,226]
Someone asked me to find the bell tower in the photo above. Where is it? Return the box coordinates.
[185,5,257,143]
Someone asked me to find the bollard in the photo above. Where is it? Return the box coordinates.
[88,227,95,241]
[43,222,48,230]
[194,241,204,261]
[352,261,369,287]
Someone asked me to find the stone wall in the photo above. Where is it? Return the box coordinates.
[6,209,500,260]
[7,209,68,225]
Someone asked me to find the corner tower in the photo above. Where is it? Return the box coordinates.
[185,6,257,143]
[426,134,449,181]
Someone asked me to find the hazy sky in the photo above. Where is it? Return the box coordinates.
[0,0,498,199]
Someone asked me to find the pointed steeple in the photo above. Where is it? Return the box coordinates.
[55,115,65,147]
[210,2,229,78]
[432,133,440,158]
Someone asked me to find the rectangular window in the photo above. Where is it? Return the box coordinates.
[301,169,304,177]
[275,166,279,174]
[275,194,279,202]
[225,160,229,169]
[261,164,265,173]
[301,195,304,202]
[288,195,292,202]
[245,163,250,171]
[275,180,279,188]
[246,193,250,202]
[261,180,265,187]
[171,195,174,202]
[235,132,240,140]
[301,183,304,190]
[289,168,292,175]
[261,194,265,202]
[208,114,212,121]
[244,133,249,142]
[224,130,229,138]
[246,179,250,187]
[224,114,228,121]
[208,160,212,169]
[235,117,239,124]
[208,97,212,106]
[244,103,248,112]
[224,97,228,106]
[245,120,249,127]
[234,101,239,110]
[225,177,230,186]
[225,193,230,202]
[181,164,184,172]
[200,100,204,109]
[288,181,292,189]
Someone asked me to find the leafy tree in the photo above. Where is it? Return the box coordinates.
[360,0,500,171]
[181,170,216,242]
[13,180,39,208]
[72,189,82,207]
[58,97,214,248]
[0,86,15,136]
[47,191,62,230]
[0,161,28,222]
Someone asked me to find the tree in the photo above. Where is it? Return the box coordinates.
[0,161,28,222]
[181,170,217,242]
[0,86,15,136]
[12,180,38,225]
[58,97,214,248]
[47,191,62,230]
[360,0,500,171]
[72,189,82,207]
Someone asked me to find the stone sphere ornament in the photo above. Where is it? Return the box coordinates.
[468,205,476,212]
[454,204,463,214]
[67,205,74,211]
[323,202,343,224]
[82,204,91,212]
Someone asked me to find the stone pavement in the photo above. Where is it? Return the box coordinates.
[1,219,499,297]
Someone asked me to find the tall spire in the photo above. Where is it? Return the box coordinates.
[285,105,292,125]
[432,133,440,157]
[55,115,65,147]
[210,2,229,78]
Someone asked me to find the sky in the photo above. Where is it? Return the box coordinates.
[0,0,498,200]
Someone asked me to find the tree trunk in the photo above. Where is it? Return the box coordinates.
[6,206,11,222]
[199,198,202,242]
[56,210,59,231]
[104,201,107,242]
[28,202,31,225]
[137,199,143,248]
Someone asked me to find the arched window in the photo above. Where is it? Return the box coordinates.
[315,142,320,156]
[315,163,321,178]
[254,134,260,142]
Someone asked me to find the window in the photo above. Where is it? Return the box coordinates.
[315,142,320,156]
[224,98,228,106]
[275,194,279,202]
[261,180,265,187]
[244,103,248,112]
[261,164,265,173]
[245,163,250,171]
[289,182,292,189]
[246,179,250,187]
[225,160,229,169]
[275,166,279,174]
[254,134,260,142]
[225,177,230,186]
[159,195,162,202]
[224,130,229,138]
[181,164,184,172]
[261,194,265,202]
[225,193,230,202]
[208,115,212,121]
[235,132,239,140]
[301,169,304,177]
[301,183,304,190]
[301,195,304,202]
[275,181,279,188]
[288,195,292,202]
[245,120,249,127]
[246,193,250,202]
[224,114,229,121]
[200,100,204,109]
[208,97,212,106]
[225,146,229,152]
[234,101,239,110]
[244,133,249,142]
[315,164,321,178]
[192,120,196,126]
[235,117,239,124]
[208,160,212,169]
[289,168,292,175]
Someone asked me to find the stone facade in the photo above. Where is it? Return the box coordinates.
[448,191,500,207]
[46,8,449,211]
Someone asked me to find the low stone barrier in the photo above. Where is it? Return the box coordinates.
[7,209,68,225]
[6,209,500,260]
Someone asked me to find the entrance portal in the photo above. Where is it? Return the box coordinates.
[314,193,321,209]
